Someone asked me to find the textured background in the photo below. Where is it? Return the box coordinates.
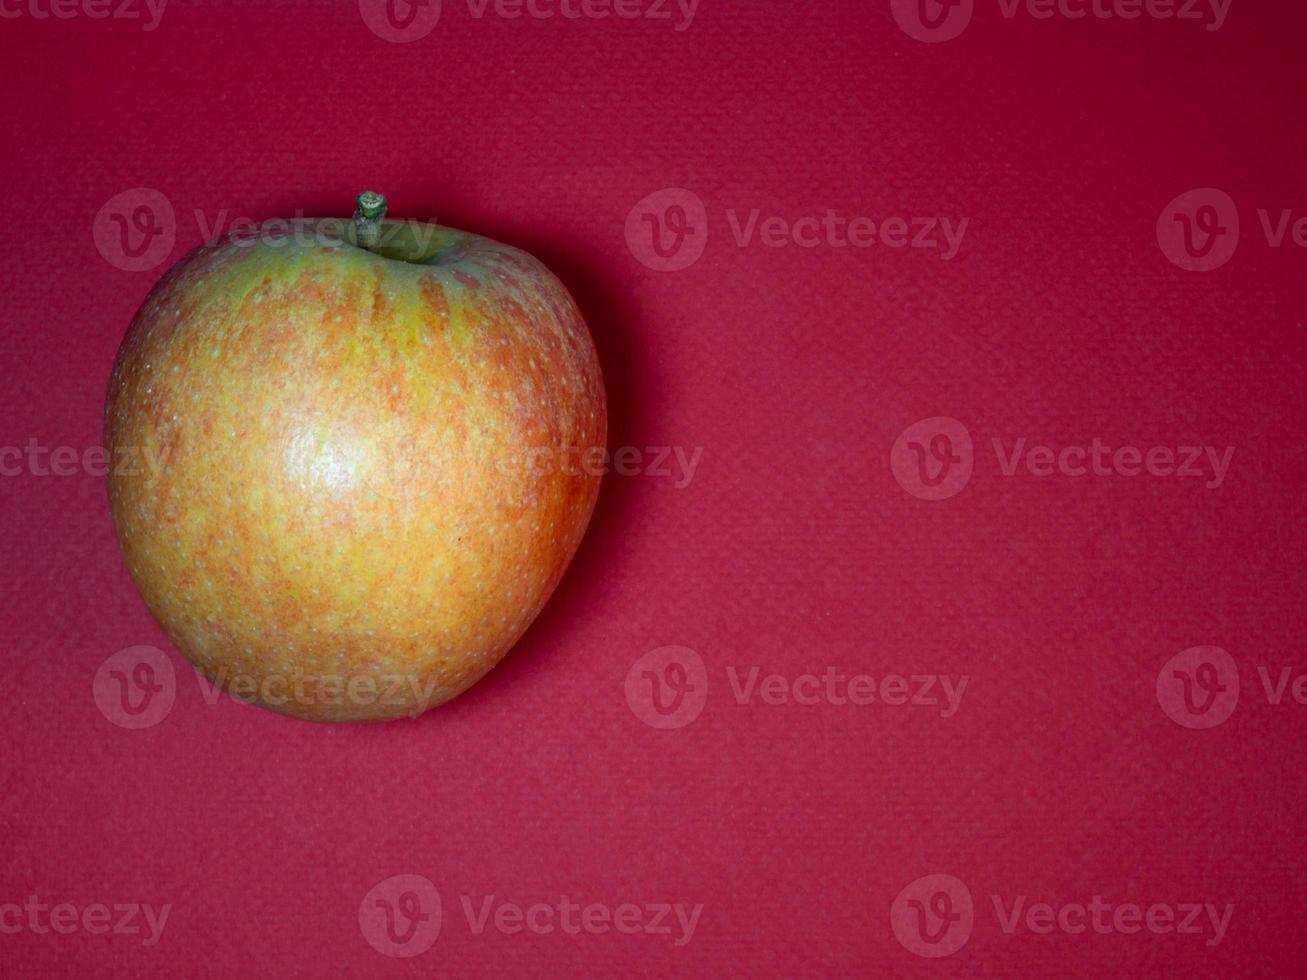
[2,0,1306,976]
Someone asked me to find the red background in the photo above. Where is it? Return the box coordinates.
[3,1,1306,976]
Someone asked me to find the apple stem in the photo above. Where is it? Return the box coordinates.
[353,191,387,252]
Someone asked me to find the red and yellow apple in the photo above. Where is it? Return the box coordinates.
[105,194,605,722]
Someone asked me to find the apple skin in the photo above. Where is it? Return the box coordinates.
[105,216,605,722]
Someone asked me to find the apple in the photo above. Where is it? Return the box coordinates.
[105,193,606,722]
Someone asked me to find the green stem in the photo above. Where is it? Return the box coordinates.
[353,191,387,252]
